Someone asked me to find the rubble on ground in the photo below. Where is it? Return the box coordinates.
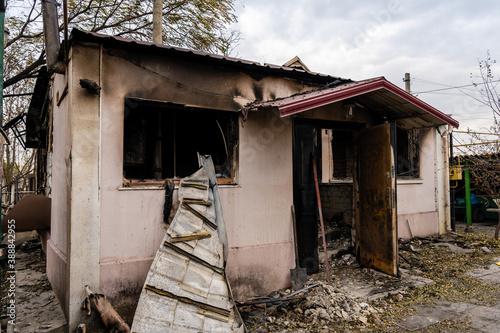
[299,281,381,324]
[5,222,500,332]
[239,278,385,331]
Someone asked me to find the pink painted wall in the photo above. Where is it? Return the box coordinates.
[221,109,295,300]
[93,48,322,307]
[47,73,71,314]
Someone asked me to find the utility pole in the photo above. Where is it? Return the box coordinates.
[153,0,162,44]
[404,73,411,93]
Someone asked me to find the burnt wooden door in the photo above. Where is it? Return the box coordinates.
[293,122,319,273]
[357,123,398,276]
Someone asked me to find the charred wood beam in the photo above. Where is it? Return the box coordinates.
[171,232,211,243]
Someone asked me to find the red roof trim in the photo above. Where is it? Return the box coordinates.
[257,77,459,128]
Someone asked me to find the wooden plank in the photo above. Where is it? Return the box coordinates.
[171,232,212,243]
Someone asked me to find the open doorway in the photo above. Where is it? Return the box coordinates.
[293,120,398,276]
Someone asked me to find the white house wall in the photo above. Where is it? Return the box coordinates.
[396,127,447,238]
[47,41,453,329]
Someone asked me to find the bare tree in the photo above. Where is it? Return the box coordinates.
[455,52,500,219]
[4,0,240,91]
[1,0,240,206]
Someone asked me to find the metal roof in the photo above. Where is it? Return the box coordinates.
[248,77,459,129]
[70,29,349,85]
[69,30,458,129]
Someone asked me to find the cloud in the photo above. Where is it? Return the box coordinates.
[230,0,500,131]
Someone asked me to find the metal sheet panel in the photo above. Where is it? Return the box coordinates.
[357,123,399,276]
[131,166,245,332]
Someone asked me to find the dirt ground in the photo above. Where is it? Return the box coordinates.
[2,221,500,332]
[238,220,500,332]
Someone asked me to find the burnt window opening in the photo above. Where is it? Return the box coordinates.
[396,127,419,178]
[123,100,238,184]
[320,129,354,183]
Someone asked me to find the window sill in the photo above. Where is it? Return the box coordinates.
[321,179,354,184]
[397,178,424,185]
[118,180,239,191]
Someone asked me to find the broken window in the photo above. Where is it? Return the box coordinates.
[396,127,419,178]
[320,129,354,183]
[123,98,238,185]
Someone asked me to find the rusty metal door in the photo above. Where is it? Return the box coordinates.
[357,123,398,276]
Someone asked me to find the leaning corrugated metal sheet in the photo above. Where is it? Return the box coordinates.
[131,157,245,332]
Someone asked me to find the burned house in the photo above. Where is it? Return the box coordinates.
[26,29,458,329]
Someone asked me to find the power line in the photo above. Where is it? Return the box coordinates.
[454,131,500,135]
[412,78,500,94]
[415,92,474,96]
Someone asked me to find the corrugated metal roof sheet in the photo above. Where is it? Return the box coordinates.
[70,29,349,85]
[132,163,244,332]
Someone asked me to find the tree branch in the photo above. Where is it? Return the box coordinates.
[3,52,45,89]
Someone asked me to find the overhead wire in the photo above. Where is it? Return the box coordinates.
[411,77,500,95]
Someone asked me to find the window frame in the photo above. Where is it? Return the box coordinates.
[122,97,239,187]
[396,127,420,179]
[320,128,355,184]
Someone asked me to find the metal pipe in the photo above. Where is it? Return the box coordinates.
[454,140,500,147]
[450,131,455,231]
[464,166,472,226]
[41,0,60,69]
[153,0,162,44]
[63,0,68,59]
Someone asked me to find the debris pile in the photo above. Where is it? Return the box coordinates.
[239,280,383,331]
[299,281,381,325]
[320,220,357,268]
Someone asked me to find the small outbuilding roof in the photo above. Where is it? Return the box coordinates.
[248,77,459,129]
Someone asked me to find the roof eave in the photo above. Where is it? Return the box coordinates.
[256,77,459,128]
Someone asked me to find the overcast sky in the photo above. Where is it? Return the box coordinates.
[230,0,500,148]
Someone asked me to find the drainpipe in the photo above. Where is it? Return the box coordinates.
[464,166,472,227]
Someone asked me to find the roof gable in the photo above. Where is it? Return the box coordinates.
[283,56,311,72]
